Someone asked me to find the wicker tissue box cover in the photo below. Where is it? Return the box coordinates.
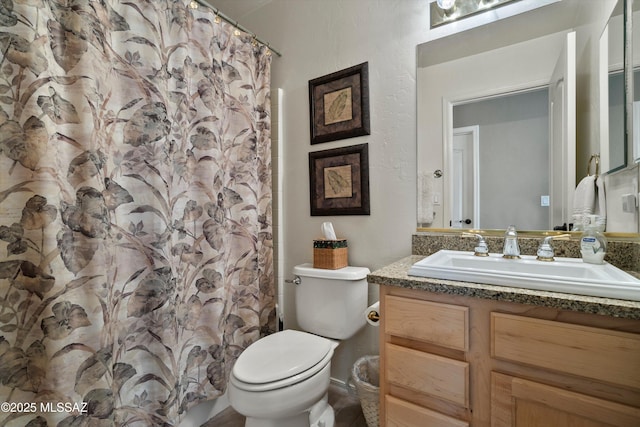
[313,239,348,269]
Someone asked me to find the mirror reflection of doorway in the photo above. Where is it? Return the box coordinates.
[452,87,551,230]
[432,31,576,231]
[452,126,479,229]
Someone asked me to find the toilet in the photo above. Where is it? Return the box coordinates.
[228,263,370,427]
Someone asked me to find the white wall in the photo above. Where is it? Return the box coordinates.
[206,0,638,390]
[219,0,430,383]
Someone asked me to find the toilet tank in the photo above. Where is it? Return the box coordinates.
[292,263,369,340]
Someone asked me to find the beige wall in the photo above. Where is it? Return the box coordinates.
[210,0,637,385]
[227,0,430,382]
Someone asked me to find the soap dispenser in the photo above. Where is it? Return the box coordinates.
[580,215,607,264]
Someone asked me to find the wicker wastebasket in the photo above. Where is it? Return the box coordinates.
[350,355,380,427]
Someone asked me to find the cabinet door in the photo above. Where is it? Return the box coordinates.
[491,372,640,427]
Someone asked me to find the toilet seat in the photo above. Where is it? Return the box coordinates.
[231,329,335,392]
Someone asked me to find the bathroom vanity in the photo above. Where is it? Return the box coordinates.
[369,255,640,427]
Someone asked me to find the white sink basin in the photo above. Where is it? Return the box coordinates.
[408,250,640,301]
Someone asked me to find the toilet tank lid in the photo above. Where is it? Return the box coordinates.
[293,263,370,280]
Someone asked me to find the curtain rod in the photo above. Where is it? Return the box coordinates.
[191,0,282,57]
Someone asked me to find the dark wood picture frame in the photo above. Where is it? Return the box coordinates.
[309,62,370,144]
[309,144,370,216]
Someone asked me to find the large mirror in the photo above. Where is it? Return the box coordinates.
[416,0,637,233]
[598,0,640,233]
[632,0,640,164]
[601,0,626,174]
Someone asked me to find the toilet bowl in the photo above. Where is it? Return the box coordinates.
[228,264,370,427]
[228,330,338,427]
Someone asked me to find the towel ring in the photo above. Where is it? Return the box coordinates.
[587,154,600,177]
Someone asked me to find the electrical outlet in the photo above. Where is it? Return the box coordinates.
[540,195,550,206]
[622,193,637,213]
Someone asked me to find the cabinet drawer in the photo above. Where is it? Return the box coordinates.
[386,395,468,427]
[385,295,468,351]
[386,343,469,407]
[492,312,640,389]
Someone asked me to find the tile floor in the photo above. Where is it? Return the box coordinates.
[200,383,370,427]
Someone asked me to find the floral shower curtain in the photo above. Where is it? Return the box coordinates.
[0,0,274,425]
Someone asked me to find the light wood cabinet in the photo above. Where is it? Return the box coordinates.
[379,285,640,427]
[491,313,640,389]
[386,343,469,407]
[385,295,468,351]
[492,372,640,427]
[386,395,469,427]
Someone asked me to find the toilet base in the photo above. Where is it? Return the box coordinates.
[244,393,334,427]
[309,393,334,427]
[245,412,309,427]
[310,400,334,427]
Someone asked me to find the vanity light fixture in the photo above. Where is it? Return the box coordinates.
[436,0,456,9]
[430,0,521,28]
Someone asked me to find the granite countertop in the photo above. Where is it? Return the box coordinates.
[368,255,640,320]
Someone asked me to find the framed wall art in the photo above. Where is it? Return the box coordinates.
[309,62,370,144]
[309,143,370,216]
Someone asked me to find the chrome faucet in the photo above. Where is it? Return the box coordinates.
[502,225,520,259]
[536,234,571,262]
[462,232,489,257]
